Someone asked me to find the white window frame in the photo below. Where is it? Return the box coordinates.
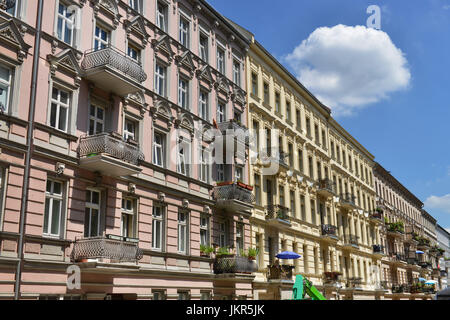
[233,60,241,86]
[85,189,101,238]
[44,180,64,237]
[200,214,210,247]
[178,77,189,109]
[199,32,209,62]
[153,131,165,168]
[152,205,165,251]
[179,15,190,48]
[217,164,225,182]
[56,2,75,46]
[177,210,189,254]
[89,104,105,135]
[156,1,168,32]
[0,64,12,113]
[128,0,142,12]
[199,147,209,183]
[121,197,136,239]
[199,90,208,120]
[217,102,226,123]
[127,44,141,63]
[3,1,18,16]
[50,87,70,132]
[177,140,191,176]
[216,46,225,74]
[94,25,110,51]
[123,117,137,142]
[154,63,167,97]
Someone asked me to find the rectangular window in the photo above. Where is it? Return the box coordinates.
[178,291,190,300]
[298,149,304,173]
[200,292,211,300]
[50,87,70,132]
[308,156,314,179]
[199,33,208,62]
[89,104,105,135]
[178,211,188,254]
[279,185,285,207]
[199,147,209,183]
[236,223,244,255]
[217,102,226,123]
[129,0,141,12]
[153,132,165,167]
[178,77,189,109]
[263,82,269,104]
[157,2,168,32]
[199,90,209,120]
[94,25,110,50]
[311,199,316,225]
[286,101,291,122]
[177,140,191,176]
[121,197,136,238]
[254,174,261,206]
[152,205,164,250]
[217,47,225,74]
[296,109,301,129]
[233,60,241,86]
[306,117,311,137]
[219,221,227,248]
[3,2,17,16]
[290,190,295,217]
[288,143,293,166]
[179,16,190,48]
[155,64,166,97]
[275,92,280,113]
[123,118,137,142]
[85,190,101,238]
[57,3,75,46]
[217,164,225,182]
[0,65,11,113]
[251,73,258,96]
[127,45,140,63]
[200,214,209,246]
[322,130,327,149]
[153,290,166,300]
[44,180,64,237]
[300,195,306,221]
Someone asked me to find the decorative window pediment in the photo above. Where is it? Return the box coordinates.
[152,34,175,62]
[47,49,82,88]
[175,51,196,78]
[125,91,148,117]
[0,19,31,64]
[215,76,231,96]
[91,0,121,29]
[125,15,150,47]
[150,98,174,125]
[196,65,214,86]
[176,112,194,133]
[232,86,246,105]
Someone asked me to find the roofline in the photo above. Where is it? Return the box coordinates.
[437,224,450,238]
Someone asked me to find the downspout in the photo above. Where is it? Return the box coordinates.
[14,0,44,300]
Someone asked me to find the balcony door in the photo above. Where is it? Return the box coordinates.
[85,190,101,238]
[94,25,110,51]
[265,178,273,205]
[89,104,105,135]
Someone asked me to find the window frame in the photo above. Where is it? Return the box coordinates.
[154,63,167,97]
[56,1,76,46]
[177,210,189,254]
[0,64,12,114]
[152,204,165,251]
[156,1,168,32]
[94,24,110,51]
[216,45,225,74]
[121,196,137,239]
[49,86,71,133]
[84,189,101,238]
[178,76,189,110]
[43,179,65,238]
[88,104,105,136]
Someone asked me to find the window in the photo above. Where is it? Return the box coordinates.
[94,25,110,50]
[298,149,304,173]
[127,45,140,63]
[217,47,225,74]
[56,3,75,46]
[153,290,166,300]
[178,291,190,300]
[286,101,291,122]
[152,205,165,251]
[263,82,269,104]
[311,199,316,225]
[85,190,101,238]
[50,87,70,132]
[44,180,64,237]
[217,164,225,182]
[306,117,311,137]
[251,73,258,96]
[235,166,243,182]
[322,130,327,149]
[275,92,280,113]
[178,211,189,254]
[3,1,17,16]
[154,63,167,97]
[200,214,209,246]
[219,221,227,248]
[199,34,208,62]
[254,174,261,205]
[157,2,168,32]
[279,185,285,207]
[129,0,141,12]
[153,132,165,167]
[296,109,301,129]
[199,147,209,183]
[236,223,244,255]
[217,102,226,123]
[89,105,105,135]
[200,291,211,300]
[123,118,137,141]
[300,195,306,221]
[308,156,314,179]
[199,90,209,120]
[121,197,136,238]
[233,60,241,86]
[179,16,190,48]
[177,140,191,176]
[0,65,11,113]
[178,77,189,109]
[253,121,260,152]
[290,190,295,217]
[288,143,293,166]
[314,124,319,145]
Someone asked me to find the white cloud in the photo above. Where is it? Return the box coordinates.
[425,194,450,214]
[284,25,411,116]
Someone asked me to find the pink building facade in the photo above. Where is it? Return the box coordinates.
[0,0,254,300]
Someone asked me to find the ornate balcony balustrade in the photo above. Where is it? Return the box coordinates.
[213,182,255,214]
[347,277,363,289]
[321,224,338,240]
[370,211,383,221]
[373,244,385,255]
[340,193,356,209]
[71,236,143,263]
[265,204,291,224]
[317,179,336,198]
[344,234,359,248]
[323,272,342,284]
[81,45,147,96]
[390,252,407,263]
[213,256,257,275]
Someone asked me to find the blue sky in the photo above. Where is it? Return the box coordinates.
[208,0,450,231]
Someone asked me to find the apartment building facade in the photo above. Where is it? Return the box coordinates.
[0,0,257,300]
[374,163,441,299]
[219,21,386,300]
[436,225,449,289]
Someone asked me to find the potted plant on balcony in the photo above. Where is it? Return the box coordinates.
[200,245,214,258]
[236,180,247,189]
[216,181,233,187]
[376,207,384,214]
[247,248,259,261]
[216,247,233,258]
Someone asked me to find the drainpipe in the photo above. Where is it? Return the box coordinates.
[14,0,44,300]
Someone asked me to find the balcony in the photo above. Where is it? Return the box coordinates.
[339,193,357,210]
[321,224,339,242]
[78,132,145,177]
[71,236,143,263]
[260,151,289,170]
[267,264,295,281]
[81,45,147,96]
[369,211,384,223]
[213,182,255,214]
[386,222,405,238]
[346,277,363,290]
[416,237,431,250]
[372,244,385,257]
[389,253,407,265]
[265,204,291,226]
[323,272,342,286]
[317,179,336,198]
[213,256,257,275]
[343,234,360,250]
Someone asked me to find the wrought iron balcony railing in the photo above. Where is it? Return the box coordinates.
[213,183,255,205]
[71,236,143,263]
[323,272,342,284]
[81,45,147,84]
[318,179,336,194]
[266,204,290,223]
[78,132,145,166]
[344,234,359,247]
[213,256,257,274]
[321,224,338,237]
[340,193,356,207]
[267,264,294,281]
[370,211,383,221]
[373,244,385,254]
[390,253,407,263]
[347,277,363,288]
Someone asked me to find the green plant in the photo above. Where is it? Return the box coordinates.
[240,249,248,258]
[200,245,215,256]
[247,247,259,260]
[216,247,232,257]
